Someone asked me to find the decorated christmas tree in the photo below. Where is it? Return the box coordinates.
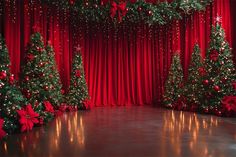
[20,31,55,123]
[185,44,205,110]
[163,53,184,109]
[45,42,63,106]
[67,46,89,109]
[200,21,236,115]
[0,34,26,134]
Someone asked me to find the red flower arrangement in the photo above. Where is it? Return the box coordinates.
[0,119,6,139]
[17,104,39,132]
[43,101,54,113]
[221,96,236,113]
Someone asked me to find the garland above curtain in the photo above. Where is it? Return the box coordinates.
[41,0,213,25]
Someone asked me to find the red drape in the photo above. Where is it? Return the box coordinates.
[0,0,235,107]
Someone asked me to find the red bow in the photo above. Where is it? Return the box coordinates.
[110,2,127,22]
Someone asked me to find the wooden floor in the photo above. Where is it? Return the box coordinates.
[0,106,236,157]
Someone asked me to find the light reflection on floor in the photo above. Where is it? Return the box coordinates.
[0,107,236,157]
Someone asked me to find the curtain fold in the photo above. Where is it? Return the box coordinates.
[0,0,235,107]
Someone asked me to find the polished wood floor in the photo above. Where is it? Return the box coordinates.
[0,106,236,157]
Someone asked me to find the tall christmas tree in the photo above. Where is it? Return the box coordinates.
[67,46,89,109]
[163,53,184,108]
[45,42,63,106]
[20,31,55,123]
[0,34,26,134]
[200,21,236,114]
[185,44,204,109]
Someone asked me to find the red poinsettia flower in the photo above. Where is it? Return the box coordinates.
[221,96,236,112]
[75,70,81,78]
[198,67,206,76]
[209,49,219,61]
[0,119,6,139]
[17,104,39,132]
[43,101,54,113]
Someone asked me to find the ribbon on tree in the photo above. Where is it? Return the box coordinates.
[110,1,127,22]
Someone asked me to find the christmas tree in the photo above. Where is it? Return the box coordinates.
[20,31,55,123]
[0,34,26,134]
[163,53,184,108]
[45,42,63,106]
[200,21,236,114]
[67,46,89,109]
[185,44,204,109]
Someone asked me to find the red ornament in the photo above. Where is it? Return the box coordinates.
[0,119,6,139]
[203,107,209,113]
[0,71,7,80]
[209,49,219,61]
[39,62,44,67]
[215,109,222,117]
[138,7,142,12]
[147,10,153,16]
[213,85,220,92]
[69,0,75,5]
[25,76,30,81]
[203,79,209,85]
[9,74,14,85]
[17,104,39,132]
[44,86,49,91]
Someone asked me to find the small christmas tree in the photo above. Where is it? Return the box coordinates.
[20,31,55,123]
[200,21,236,115]
[163,53,184,108]
[0,34,26,134]
[185,44,204,109]
[67,46,89,109]
[45,42,63,106]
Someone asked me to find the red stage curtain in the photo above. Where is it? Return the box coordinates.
[0,0,235,107]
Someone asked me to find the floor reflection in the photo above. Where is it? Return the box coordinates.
[162,111,221,157]
[0,107,236,157]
